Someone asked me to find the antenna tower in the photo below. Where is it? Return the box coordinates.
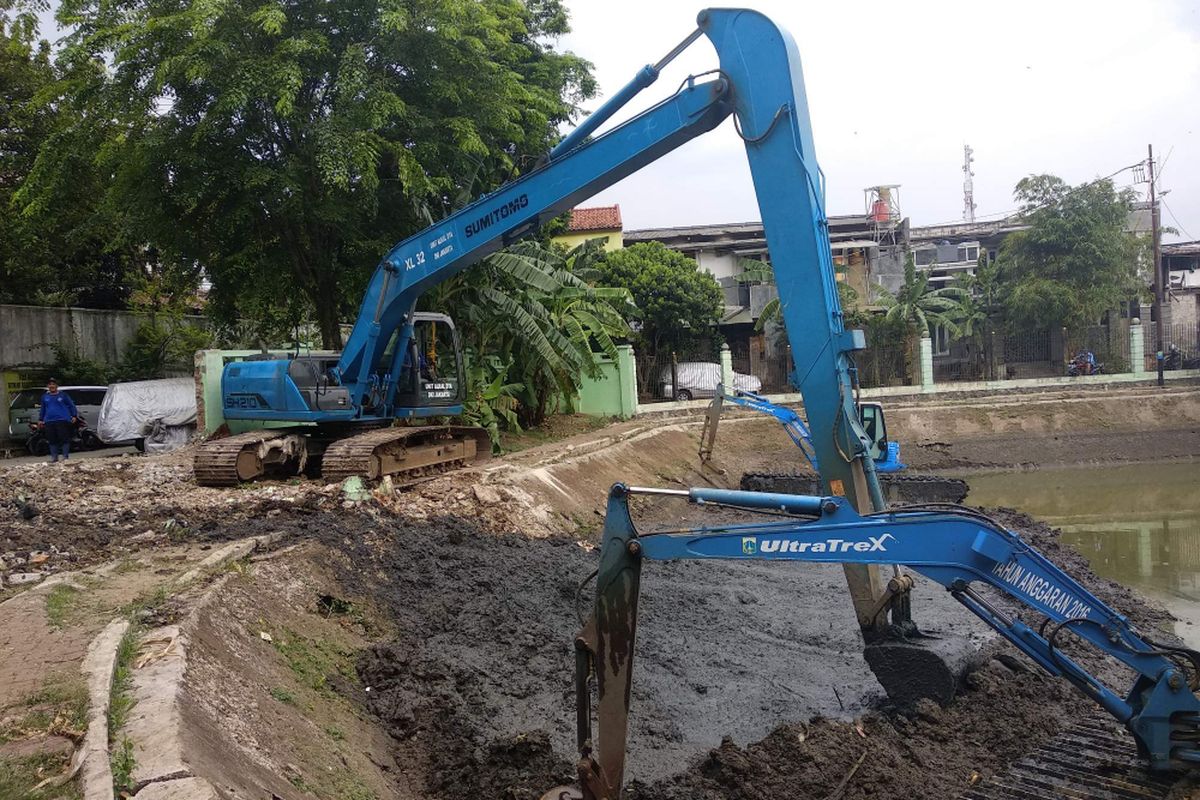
[962,144,976,223]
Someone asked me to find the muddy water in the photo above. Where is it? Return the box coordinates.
[966,461,1200,647]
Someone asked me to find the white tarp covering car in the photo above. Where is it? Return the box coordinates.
[657,362,762,401]
[97,378,197,453]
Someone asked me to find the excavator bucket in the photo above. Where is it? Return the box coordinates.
[863,635,983,706]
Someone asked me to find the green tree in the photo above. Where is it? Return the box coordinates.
[27,0,595,346]
[999,174,1141,332]
[3,4,150,308]
[0,9,50,299]
[118,261,213,379]
[595,241,723,357]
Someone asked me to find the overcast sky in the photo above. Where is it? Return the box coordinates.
[29,1,1198,241]
[559,0,1199,240]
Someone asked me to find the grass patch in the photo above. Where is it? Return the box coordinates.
[1,676,89,745]
[324,725,345,741]
[269,687,296,705]
[108,624,141,795]
[272,628,357,696]
[328,772,377,800]
[108,624,140,741]
[110,737,136,795]
[44,585,81,629]
[111,558,143,575]
[0,752,83,800]
[118,586,172,623]
[498,413,612,453]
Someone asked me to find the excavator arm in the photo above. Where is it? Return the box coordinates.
[698,386,905,474]
[555,484,1200,798]
[333,55,732,415]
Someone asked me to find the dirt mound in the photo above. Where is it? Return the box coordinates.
[334,500,1189,799]
[626,661,1080,800]
[0,451,331,577]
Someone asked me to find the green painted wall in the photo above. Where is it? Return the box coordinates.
[575,345,637,419]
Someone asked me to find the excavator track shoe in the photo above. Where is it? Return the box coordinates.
[320,425,492,483]
[965,717,1181,800]
[193,430,308,487]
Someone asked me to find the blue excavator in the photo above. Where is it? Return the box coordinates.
[699,385,971,503]
[192,5,1200,790]
[518,9,1195,798]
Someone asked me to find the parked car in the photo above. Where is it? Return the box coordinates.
[657,362,762,401]
[7,385,108,442]
[97,378,197,454]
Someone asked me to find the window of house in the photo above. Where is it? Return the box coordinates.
[958,244,980,262]
[913,249,936,266]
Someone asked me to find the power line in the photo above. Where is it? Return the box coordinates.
[1162,198,1194,241]
[917,160,1144,229]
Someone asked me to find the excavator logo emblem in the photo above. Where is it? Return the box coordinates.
[743,533,896,555]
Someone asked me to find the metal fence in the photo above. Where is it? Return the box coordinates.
[1072,325,1130,374]
[635,344,721,403]
[729,342,792,393]
[1163,321,1200,368]
[853,342,909,388]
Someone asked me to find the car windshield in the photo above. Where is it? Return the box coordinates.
[9,389,42,410]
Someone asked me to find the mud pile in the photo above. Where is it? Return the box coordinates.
[324,501,1185,799]
[0,453,331,572]
[332,508,904,797]
[330,510,897,796]
[626,662,1081,800]
[0,448,555,581]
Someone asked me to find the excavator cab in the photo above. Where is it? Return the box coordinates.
[859,402,887,461]
[390,313,467,415]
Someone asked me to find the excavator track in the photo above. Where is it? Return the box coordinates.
[740,471,970,505]
[962,717,1182,800]
[193,429,307,487]
[320,425,492,483]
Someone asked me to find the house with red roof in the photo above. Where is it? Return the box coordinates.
[553,205,624,251]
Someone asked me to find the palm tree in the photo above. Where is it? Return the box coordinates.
[878,255,971,381]
[881,256,971,333]
[421,238,637,432]
[952,254,1003,378]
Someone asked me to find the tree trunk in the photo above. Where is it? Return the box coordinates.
[905,329,920,386]
[312,285,343,350]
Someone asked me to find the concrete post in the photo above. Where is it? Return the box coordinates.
[919,333,934,391]
[719,343,735,391]
[617,345,638,417]
[1129,319,1145,375]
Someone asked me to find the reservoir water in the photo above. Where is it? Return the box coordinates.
[966,461,1200,647]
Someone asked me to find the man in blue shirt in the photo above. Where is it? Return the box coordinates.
[38,378,78,463]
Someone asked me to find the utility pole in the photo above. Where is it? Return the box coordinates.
[1148,144,1164,388]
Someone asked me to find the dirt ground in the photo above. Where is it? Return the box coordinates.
[1,383,1198,799]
